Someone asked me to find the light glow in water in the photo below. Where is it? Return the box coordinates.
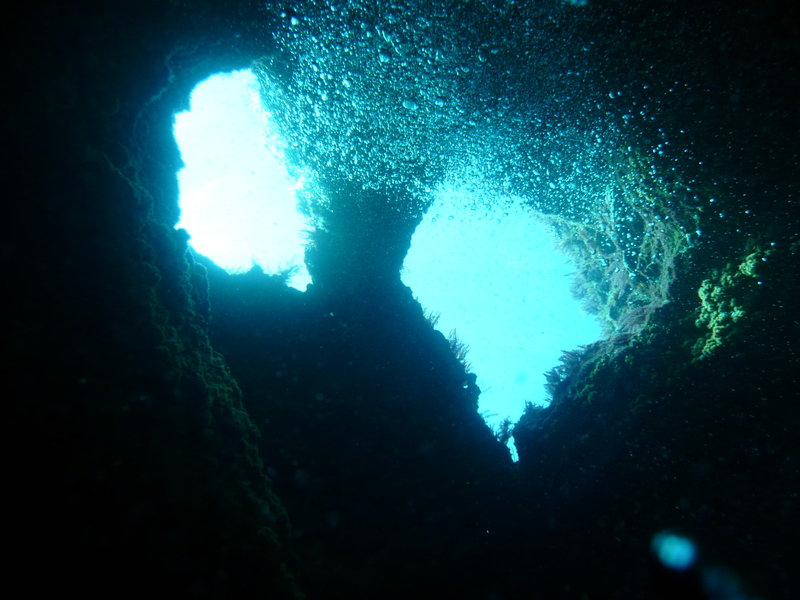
[173,69,311,290]
[402,188,602,459]
[175,70,602,461]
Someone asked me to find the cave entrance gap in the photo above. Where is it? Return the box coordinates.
[173,69,311,290]
[403,187,602,459]
[174,68,603,461]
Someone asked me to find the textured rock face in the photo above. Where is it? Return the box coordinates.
[5,1,798,599]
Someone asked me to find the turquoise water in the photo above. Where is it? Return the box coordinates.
[175,70,601,453]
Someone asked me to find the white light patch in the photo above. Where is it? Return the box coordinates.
[174,69,311,290]
[402,187,601,459]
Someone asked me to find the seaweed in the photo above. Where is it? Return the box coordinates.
[532,149,699,337]
[447,328,472,373]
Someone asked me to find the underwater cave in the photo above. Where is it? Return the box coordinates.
[6,1,799,599]
[173,68,603,460]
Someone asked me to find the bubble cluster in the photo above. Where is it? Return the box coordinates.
[254,1,700,320]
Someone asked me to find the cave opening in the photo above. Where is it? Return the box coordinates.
[174,68,608,460]
[402,186,603,456]
[173,68,312,290]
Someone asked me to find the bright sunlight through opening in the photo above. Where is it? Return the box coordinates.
[175,69,602,461]
[173,69,311,290]
[403,190,602,460]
